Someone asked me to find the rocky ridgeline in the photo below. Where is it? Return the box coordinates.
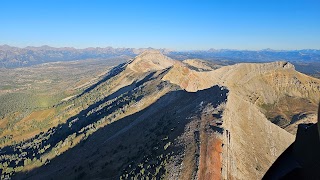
[1,50,319,179]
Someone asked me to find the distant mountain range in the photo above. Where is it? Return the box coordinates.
[168,48,320,63]
[1,45,320,68]
[0,51,317,179]
[0,45,171,68]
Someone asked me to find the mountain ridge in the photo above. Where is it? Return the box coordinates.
[0,51,318,179]
[1,45,320,71]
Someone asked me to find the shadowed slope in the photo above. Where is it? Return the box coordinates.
[14,85,229,179]
[263,104,320,179]
[163,61,320,134]
[0,51,318,179]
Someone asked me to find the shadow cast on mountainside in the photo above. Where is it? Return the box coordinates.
[14,85,229,179]
[263,103,320,179]
[77,61,129,97]
[0,69,158,175]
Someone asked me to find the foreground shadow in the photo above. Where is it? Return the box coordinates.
[13,85,228,179]
[263,104,320,180]
[0,68,155,177]
[76,60,129,97]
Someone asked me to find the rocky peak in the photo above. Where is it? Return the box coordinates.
[276,61,295,70]
[127,50,176,72]
[134,50,170,62]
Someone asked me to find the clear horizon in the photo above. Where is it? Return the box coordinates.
[1,0,320,50]
[1,44,320,51]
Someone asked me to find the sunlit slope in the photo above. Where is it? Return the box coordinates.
[0,51,317,179]
[163,61,320,134]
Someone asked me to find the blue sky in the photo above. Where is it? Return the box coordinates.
[0,0,319,50]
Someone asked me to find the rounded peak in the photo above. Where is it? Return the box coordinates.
[135,50,167,61]
[139,49,162,55]
[127,50,176,72]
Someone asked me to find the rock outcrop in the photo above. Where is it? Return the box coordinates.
[5,51,320,180]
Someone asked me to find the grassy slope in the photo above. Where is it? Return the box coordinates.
[0,58,128,147]
[0,57,317,179]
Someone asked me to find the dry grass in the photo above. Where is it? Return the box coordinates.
[261,96,317,134]
[20,109,55,124]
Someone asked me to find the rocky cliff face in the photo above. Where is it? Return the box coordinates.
[163,60,320,132]
[162,60,302,179]
[3,51,319,179]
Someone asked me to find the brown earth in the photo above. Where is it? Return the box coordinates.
[1,51,319,179]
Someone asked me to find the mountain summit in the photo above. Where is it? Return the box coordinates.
[127,50,176,72]
[1,52,319,179]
